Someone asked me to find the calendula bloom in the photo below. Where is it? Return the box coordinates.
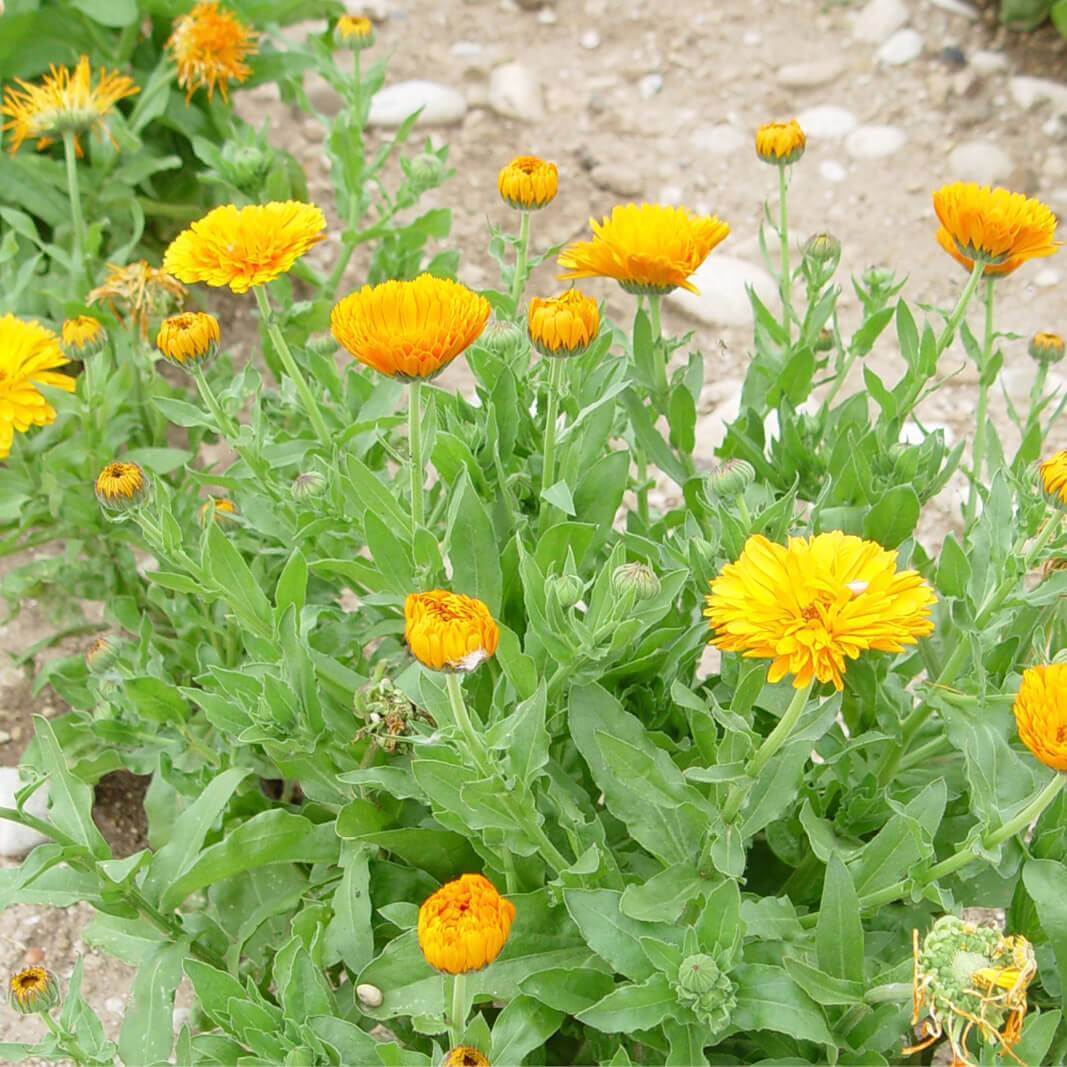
[558,203,730,295]
[417,874,516,974]
[755,119,806,165]
[0,315,74,460]
[60,317,107,359]
[705,532,936,690]
[1039,450,1067,506]
[933,182,1059,269]
[331,275,490,380]
[497,155,558,211]
[1030,332,1065,365]
[88,261,187,340]
[528,290,600,358]
[1012,663,1067,772]
[94,461,148,511]
[1,55,138,156]
[442,1049,490,1067]
[156,312,220,368]
[905,917,1035,1067]
[198,497,237,525]
[163,202,327,294]
[934,227,1022,278]
[7,967,59,1015]
[167,2,258,101]
[405,590,499,672]
[336,15,375,48]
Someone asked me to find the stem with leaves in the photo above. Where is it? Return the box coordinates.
[964,278,996,525]
[510,211,532,313]
[62,131,88,293]
[409,379,425,528]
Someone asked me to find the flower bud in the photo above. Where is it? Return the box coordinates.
[528,291,600,359]
[442,1048,489,1067]
[482,319,527,361]
[86,635,121,673]
[1039,450,1067,508]
[156,312,220,370]
[547,573,584,609]
[498,155,558,211]
[707,458,755,498]
[8,967,60,1015]
[61,316,107,359]
[291,470,327,500]
[803,232,841,265]
[95,461,150,513]
[610,562,660,602]
[335,15,375,49]
[814,328,834,353]
[308,333,339,357]
[755,119,805,165]
[198,498,237,526]
[675,955,736,1033]
[1029,331,1064,366]
[409,152,445,190]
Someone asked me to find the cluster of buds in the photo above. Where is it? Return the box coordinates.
[673,954,736,1035]
[856,264,905,314]
[354,670,432,753]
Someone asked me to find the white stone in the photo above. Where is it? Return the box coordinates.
[580,29,600,49]
[488,62,546,122]
[851,0,910,43]
[659,184,684,205]
[971,50,1008,74]
[638,74,663,99]
[693,123,746,155]
[949,140,1014,184]
[105,997,125,1016]
[666,256,779,328]
[356,983,384,1008]
[450,41,482,57]
[797,105,858,139]
[1035,269,1061,288]
[878,28,923,66]
[347,0,389,18]
[0,769,50,859]
[777,60,843,89]
[820,160,848,182]
[367,81,467,128]
[929,0,978,16]
[845,124,907,159]
[742,30,762,46]
[1010,76,1067,114]
[537,6,557,23]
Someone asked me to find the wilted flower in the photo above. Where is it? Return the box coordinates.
[707,458,756,497]
[353,670,432,753]
[417,874,515,974]
[1039,450,1067,506]
[404,590,499,672]
[60,317,107,359]
[1012,663,1067,772]
[95,461,149,511]
[755,119,806,165]
[611,562,660,601]
[1029,331,1064,365]
[167,1,258,101]
[198,497,237,525]
[291,470,327,500]
[7,967,59,1015]
[156,312,221,368]
[674,955,736,1033]
[88,261,187,340]
[558,203,730,296]
[442,1049,490,1067]
[705,532,936,690]
[336,15,375,49]
[528,290,600,358]
[497,155,558,211]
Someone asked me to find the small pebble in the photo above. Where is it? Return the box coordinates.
[939,46,966,68]
[1035,269,1061,289]
[820,160,848,182]
[24,947,44,965]
[638,74,663,99]
[357,983,384,1008]
[580,29,600,49]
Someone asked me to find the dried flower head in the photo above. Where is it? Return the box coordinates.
[60,317,107,359]
[442,1048,490,1067]
[95,461,149,511]
[1012,663,1067,772]
[417,874,516,974]
[7,966,59,1015]
[88,261,187,340]
[156,311,221,368]
[1039,450,1067,507]
[1029,332,1064,365]
[336,15,375,49]
[497,155,558,211]
[167,2,258,101]
[405,590,499,672]
[755,119,806,165]
[527,290,600,358]
[705,532,936,690]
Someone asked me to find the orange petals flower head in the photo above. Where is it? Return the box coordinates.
[0,315,74,461]
[417,874,516,974]
[1,55,138,157]
[1013,663,1067,772]
[1039,450,1067,507]
[163,202,326,294]
[558,203,729,296]
[755,119,806,165]
[405,590,499,672]
[528,290,600,358]
[933,182,1059,270]
[61,316,107,359]
[336,15,375,49]
[705,531,936,691]
[8,967,59,1015]
[95,461,149,512]
[1030,332,1065,365]
[331,274,490,380]
[167,2,258,101]
[498,155,558,211]
[156,312,221,369]
[442,1049,490,1067]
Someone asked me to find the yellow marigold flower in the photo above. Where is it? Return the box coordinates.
[558,203,730,296]
[198,497,237,525]
[417,874,516,975]
[405,590,499,672]
[933,182,1059,269]
[498,155,558,211]
[336,15,375,49]
[88,261,187,340]
[1030,332,1064,365]
[527,290,599,358]
[442,1048,490,1067]
[163,202,326,294]
[755,119,806,165]
[1039,450,1067,506]
[1,55,138,157]
[167,1,258,102]
[934,227,1022,278]
[0,315,74,461]
[1013,663,1067,772]
[705,532,936,691]
[95,461,148,511]
[156,312,220,368]
[331,274,490,380]
[8,967,59,1015]
[60,316,106,359]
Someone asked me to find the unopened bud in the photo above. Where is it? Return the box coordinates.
[814,328,834,353]
[611,562,660,601]
[547,573,583,609]
[409,152,445,189]
[482,319,527,361]
[86,635,120,673]
[803,232,841,265]
[8,967,60,1015]
[291,470,327,500]
[1029,332,1064,366]
[707,458,755,497]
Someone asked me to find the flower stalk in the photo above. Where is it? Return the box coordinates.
[778,164,793,344]
[409,379,425,528]
[62,131,88,291]
[449,972,467,1050]
[540,358,565,500]
[510,211,531,312]
[964,277,996,525]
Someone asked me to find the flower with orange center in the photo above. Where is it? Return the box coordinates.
[167,1,258,101]
[498,155,558,211]
[8,967,59,1015]
[331,275,490,380]
[163,202,326,294]
[198,497,237,525]
[1039,450,1067,506]
[60,317,106,359]
[755,119,806,165]
[1012,663,1067,772]
[417,874,516,974]
[528,290,600,358]
[442,1048,490,1067]
[1029,332,1064,365]
[0,315,74,460]
[405,591,499,672]
[88,261,187,340]
[156,312,221,368]
[933,182,1059,270]
[558,203,730,295]
[705,531,936,690]
[336,15,375,48]
[1,55,138,156]
[95,461,149,511]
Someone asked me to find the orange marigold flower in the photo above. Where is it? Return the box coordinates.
[88,261,187,340]
[417,874,515,975]
[94,461,149,511]
[705,532,936,691]
[755,119,806,165]
[163,202,326,294]
[442,1048,490,1067]
[331,275,490,380]
[336,15,375,48]
[498,155,558,211]
[528,290,600,358]
[167,1,258,101]
[60,317,107,359]
[1039,450,1067,506]
[1013,663,1067,772]
[8,967,59,1015]
[934,227,1023,278]
[156,312,220,368]
[405,590,499,672]
[558,203,730,296]
[1029,332,1064,365]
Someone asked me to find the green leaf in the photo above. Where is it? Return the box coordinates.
[124,676,189,726]
[307,1017,384,1066]
[71,0,138,26]
[1023,859,1067,997]
[620,864,705,924]
[501,682,549,788]
[325,842,374,974]
[518,967,615,1015]
[578,973,681,1032]
[782,957,864,1005]
[863,485,920,548]
[274,936,335,1019]
[732,963,834,1045]
[541,480,576,516]
[817,854,865,983]
[203,520,273,637]
[447,474,503,613]
[936,533,970,598]
[151,396,215,429]
[117,940,186,1066]
[274,549,308,619]
[490,995,565,1064]
[695,878,743,967]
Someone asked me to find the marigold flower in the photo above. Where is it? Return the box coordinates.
[417,874,515,974]
[60,317,107,359]
[1012,663,1067,772]
[442,1048,490,1067]
[1039,450,1067,506]
[705,531,936,690]
[498,155,558,211]
[934,227,1022,278]
[1,55,138,157]
[88,261,187,340]
[558,203,730,296]
[0,315,74,460]
[755,119,806,165]
[405,590,499,672]
[198,497,237,525]
[527,290,599,358]
[164,202,326,294]
[336,15,375,49]
[933,182,1059,270]
[95,461,148,511]
[7,967,59,1015]
[156,312,221,368]
[331,275,490,380]
[167,1,258,101]
[1030,331,1064,365]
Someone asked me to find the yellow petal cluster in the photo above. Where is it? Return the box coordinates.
[336,15,375,48]
[442,1049,490,1067]
[1039,450,1067,506]
[167,1,258,101]
[61,317,106,358]
[405,590,499,672]
[498,156,558,211]
[95,461,148,511]
[417,874,515,974]
[1013,663,1067,772]
[528,290,600,358]
[755,119,806,165]
[1029,332,1064,364]
[156,312,221,367]
[198,498,237,525]
[8,967,59,1015]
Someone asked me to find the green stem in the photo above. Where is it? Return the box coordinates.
[736,493,751,530]
[449,972,467,1049]
[964,279,996,525]
[648,293,668,400]
[937,259,985,353]
[193,369,275,489]
[42,1012,89,1065]
[510,211,531,313]
[62,131,87,294]
[540,358,565,499]
[778,164,792,344]
[408,379,425,528]
[80,354,98,477]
